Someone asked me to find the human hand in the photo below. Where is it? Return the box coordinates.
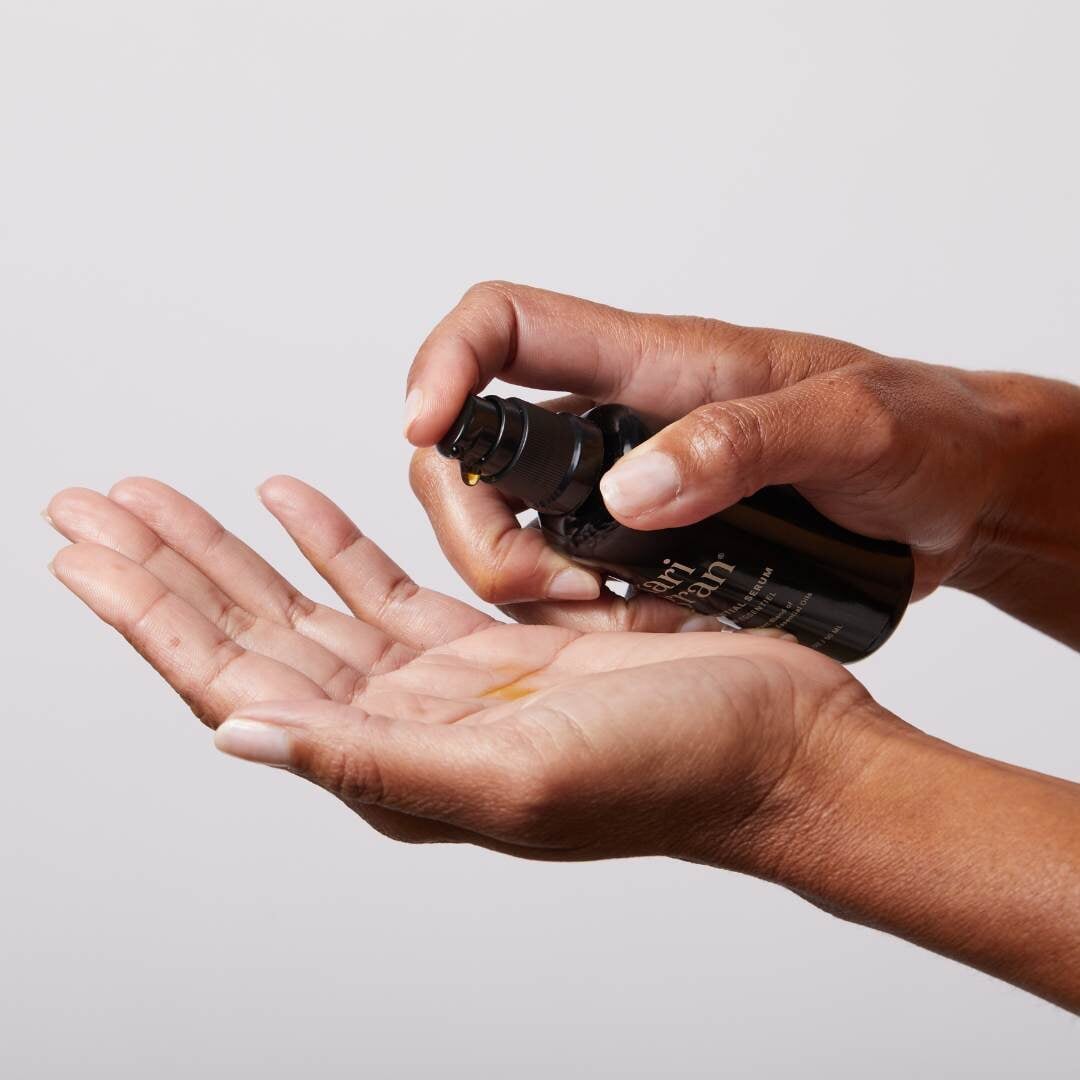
[405,282,1060,631]
[44,475,872,861]
[44,478,1080,1010]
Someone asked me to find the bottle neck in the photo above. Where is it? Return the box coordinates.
[437,395,605,515]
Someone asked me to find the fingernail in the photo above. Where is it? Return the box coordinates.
[600,452,680,518]
[403,387,425,438]
[41,507,55,526]
[678,614,725,633]
[547,567,601,600]
[214,718,294,767]
[46,559,58,578]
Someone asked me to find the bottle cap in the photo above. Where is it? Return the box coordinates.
[437,395,604,514]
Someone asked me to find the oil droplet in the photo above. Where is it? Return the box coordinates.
[484,680,536,701]
[464,471,481,486]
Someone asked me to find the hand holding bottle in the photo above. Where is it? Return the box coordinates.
[434,394,914,661]
[406,282,1080,648]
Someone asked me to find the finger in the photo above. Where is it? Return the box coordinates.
[213,700,535,840]
[257,475,493,650]
[50,537,489,849]
[410,447,602,605]
[598,367,897,530]
[404,282,763,447]
[409,392,603,606]
[50,543,324,726]
[107,478,411,676]
[46,487,392,698]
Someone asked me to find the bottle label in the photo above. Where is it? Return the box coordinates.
[635,552,812,630]
[541,482,911,664]
[638,552,845,649]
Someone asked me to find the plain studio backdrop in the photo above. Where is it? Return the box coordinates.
[2,1,1078,1076]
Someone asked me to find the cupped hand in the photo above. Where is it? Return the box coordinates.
[45,476,872,861]
[405,281,1022,627]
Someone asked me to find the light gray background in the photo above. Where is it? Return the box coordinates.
[2,1,1077,1075]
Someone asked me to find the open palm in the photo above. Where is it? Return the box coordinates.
[46,476,857,859]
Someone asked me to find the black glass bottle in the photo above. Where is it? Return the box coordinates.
[437,394,914,663]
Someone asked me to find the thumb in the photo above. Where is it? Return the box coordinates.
[214,701,530,837]
[598,372,889,530]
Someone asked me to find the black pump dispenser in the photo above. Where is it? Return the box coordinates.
[438,395,604,513]
[438,394,914,663]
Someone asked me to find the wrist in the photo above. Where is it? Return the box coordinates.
[945,370,1080,596]
[685,693,1080,1010]
[678,686,913,880]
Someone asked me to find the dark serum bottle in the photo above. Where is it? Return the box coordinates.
[438,395,914,663]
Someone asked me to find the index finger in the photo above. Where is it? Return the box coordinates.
[405,282,882,450]
[404,282,718,447]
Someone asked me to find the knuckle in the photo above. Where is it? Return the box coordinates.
[462,279,514,303]
[280,589,316,630]
[746,328,807,388]
[471,567,506,605]
[218,599,257,640]
[473,529,541,604]
[765,330,872,385]
[839,362,905,463]
[384,572,421,609]
[201,638,246,700]
[687,402,766,491]
[318,744,387,806]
